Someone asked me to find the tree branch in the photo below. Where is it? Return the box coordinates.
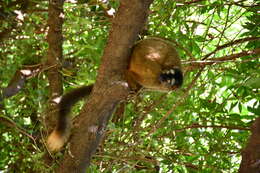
[0,64,42,109]
[174,123,250,132]
[203,37,260,60]
[184,48,260,71]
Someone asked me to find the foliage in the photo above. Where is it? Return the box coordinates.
[0,0,259,172]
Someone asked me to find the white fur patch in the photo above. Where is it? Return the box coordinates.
[89,125,98,133]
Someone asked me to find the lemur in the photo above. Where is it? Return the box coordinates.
[47,37,183,151]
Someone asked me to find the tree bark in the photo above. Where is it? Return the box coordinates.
[239,117,260,173]
[57,0,154,172]
[45,0,64,130]
[44,0,64,166]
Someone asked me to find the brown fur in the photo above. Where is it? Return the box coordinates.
[127,37,181,91]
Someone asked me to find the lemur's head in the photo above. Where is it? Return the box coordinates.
[127,37,183,91]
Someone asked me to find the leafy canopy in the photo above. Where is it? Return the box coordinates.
[0,0,259,172]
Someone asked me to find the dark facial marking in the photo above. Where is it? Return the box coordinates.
[159,68,183,88]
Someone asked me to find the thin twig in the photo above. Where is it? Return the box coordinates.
[148,67,205,135]
[0,116,37,144]
[174,123,250,132]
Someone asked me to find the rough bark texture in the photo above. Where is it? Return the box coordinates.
[239,117,260,173]
[45,0,64,130]
[57,0,154,172]
[44,0,64,166]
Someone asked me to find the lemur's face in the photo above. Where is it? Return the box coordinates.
[127,38,183,91]
[159,67,183,90]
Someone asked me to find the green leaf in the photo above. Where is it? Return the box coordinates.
[247,106,260,115]
[244,77,260,88]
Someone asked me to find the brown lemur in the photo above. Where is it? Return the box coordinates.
[47,37,183,151]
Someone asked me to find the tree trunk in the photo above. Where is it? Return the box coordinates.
[239,117,260,173]
[44,0,64,166]
[45,0,64,131]
[57,0,154,172]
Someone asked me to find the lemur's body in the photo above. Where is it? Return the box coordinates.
[127,38,183,91]
[47,37,183,151]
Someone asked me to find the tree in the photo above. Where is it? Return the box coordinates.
[0,0,259,172]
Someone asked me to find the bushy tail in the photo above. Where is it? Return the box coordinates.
[47,85,93,151]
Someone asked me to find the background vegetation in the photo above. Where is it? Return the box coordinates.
[0,0,259,172]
